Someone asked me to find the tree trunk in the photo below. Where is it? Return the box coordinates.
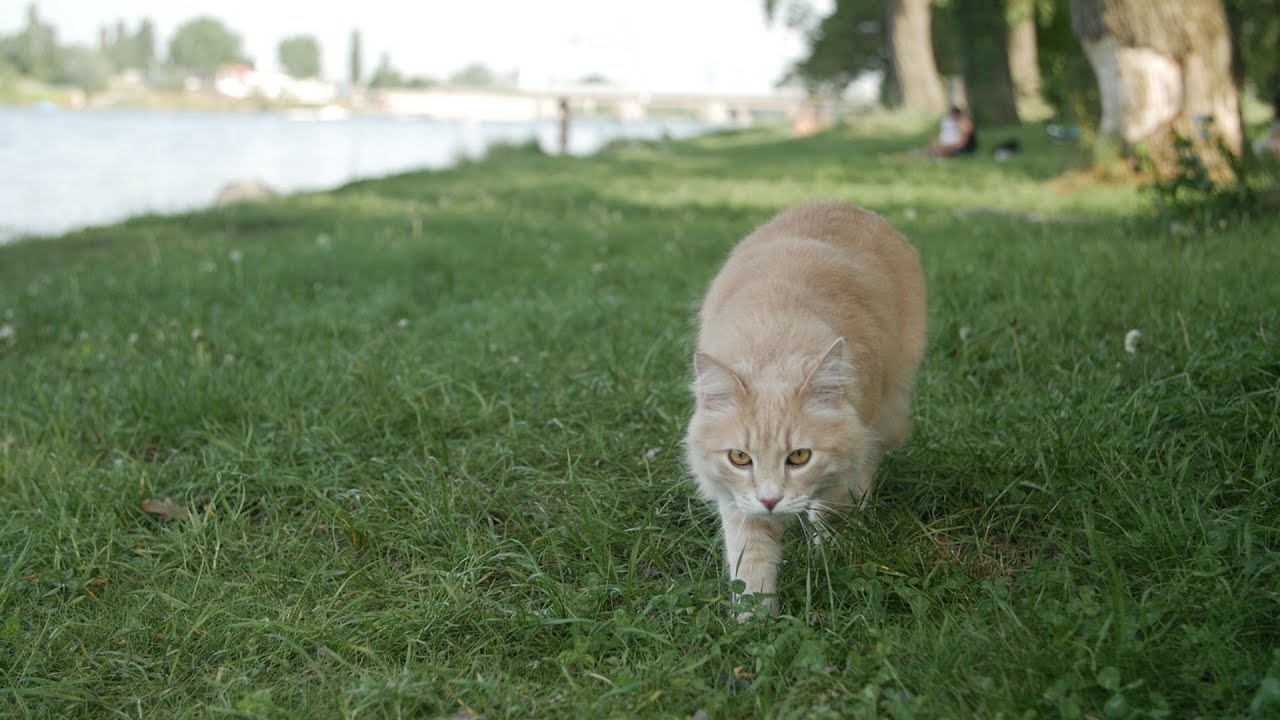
[1006,0,1043,113]
[1069,0,1242,178]
[890,0,947,114]
[955,0,1021,127]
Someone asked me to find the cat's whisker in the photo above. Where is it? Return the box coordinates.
[811,499,853,522]
[800,501,836,546]
[797,510,815,535]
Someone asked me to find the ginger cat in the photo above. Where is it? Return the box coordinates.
[685,202,927,618]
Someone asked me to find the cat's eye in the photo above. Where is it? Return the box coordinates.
[727,449,752,467]
[787,448,812,466]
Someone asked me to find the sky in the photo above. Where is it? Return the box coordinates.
[6,0,833,94]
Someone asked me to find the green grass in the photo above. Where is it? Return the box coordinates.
[1,122,1278,719]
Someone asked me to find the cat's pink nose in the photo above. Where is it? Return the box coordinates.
[759,496,781,512]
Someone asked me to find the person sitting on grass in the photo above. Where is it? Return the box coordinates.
[929,105,977,158]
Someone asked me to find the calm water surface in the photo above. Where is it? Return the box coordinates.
[0,108,707,242]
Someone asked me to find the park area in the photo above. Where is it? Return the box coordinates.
[1,121,1278,717]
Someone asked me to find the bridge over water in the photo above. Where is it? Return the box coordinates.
[374,86,863,127]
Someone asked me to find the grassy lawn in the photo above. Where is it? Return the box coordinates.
[1,122,1277,719]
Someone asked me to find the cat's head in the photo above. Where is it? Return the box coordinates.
[685,338,871,517]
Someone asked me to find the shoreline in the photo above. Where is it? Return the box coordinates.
[0,109,712,245]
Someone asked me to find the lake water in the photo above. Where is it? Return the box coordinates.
[0,108,708,243]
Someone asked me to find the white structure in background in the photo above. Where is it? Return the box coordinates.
[377,89,548,122]
[213,64,338,105]
[374,83,831,127]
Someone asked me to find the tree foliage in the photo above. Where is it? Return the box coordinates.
[168,16,244,76]
[368,52,403,89]
[6,3,59,83]
[784,0,890,96]
[56,44,113,93]
[1034,0,1098,124]
[278,35,321,78]
[448,62,506,88]
[136,20,155,70]
[99,18,155,71]
[349,29,363,88]
[2,4,112,93]
[1225,0,1280,98]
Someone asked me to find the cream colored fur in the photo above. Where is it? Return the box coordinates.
[685,202,927,618]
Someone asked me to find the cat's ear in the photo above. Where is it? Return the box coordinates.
[694,352,745,413]
[804,337,853,410]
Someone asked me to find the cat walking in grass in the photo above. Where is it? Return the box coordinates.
[685,202,927,618]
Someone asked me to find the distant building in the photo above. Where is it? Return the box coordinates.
[213,64,337,105]
[375,89,547,121]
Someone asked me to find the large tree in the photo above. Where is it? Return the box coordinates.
[952,0,1021,126]
[889,0,947,112]
[777,0,946,112]
[1069,0,1242,176]
[1006,0,1044,113]
[278,35,321,78]
[169,16,244,77]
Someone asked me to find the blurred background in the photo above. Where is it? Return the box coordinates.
[3,0,818,240]
[1,0,1276,241]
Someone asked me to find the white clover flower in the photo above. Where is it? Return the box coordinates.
[396,318,408,329]
[315,234,331,248]
[228,249,243,263]
[127,332,139,345]
[644,448,660,461]
[959,326,971,342]
[591,262,606,274]
[191,328,203,342]
[1124,329,1142,354]
[0,324,14,342]
[199,261,217,273]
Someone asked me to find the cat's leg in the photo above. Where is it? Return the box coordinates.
[851,445,884,509]
[807,484,850,545]
[718,502,784,620]
[879,384,915,450]
[807,465,867,545]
